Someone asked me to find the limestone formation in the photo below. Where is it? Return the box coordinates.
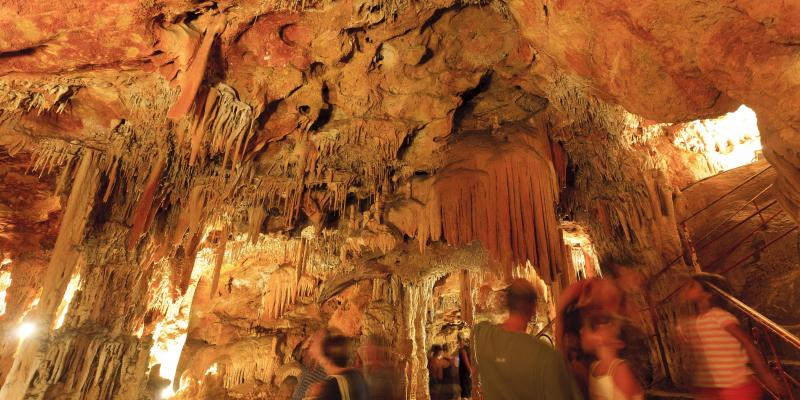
[0,0,797,399]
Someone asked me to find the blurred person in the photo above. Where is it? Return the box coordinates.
[358,335,401,400]
[310,335,370,400]
[440,344,459,399]
[457,336,473,400]
[290,339,328,400]
[556,278,626,397]
[429,344,453,400]
[473,278,582,400]
[580,313,643,400]
[679,273,786,399]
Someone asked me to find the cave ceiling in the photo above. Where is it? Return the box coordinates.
[0,1,798,398]
[0,0,798,270]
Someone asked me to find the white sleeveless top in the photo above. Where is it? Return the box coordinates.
[588,359,643,400]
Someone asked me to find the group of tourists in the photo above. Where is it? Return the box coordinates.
[292,272,788,400]
[428,339,473,400]
[473,275,788,400]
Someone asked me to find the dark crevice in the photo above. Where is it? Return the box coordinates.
[0,44,46,60]
[451,72,493,132]
[279,24,297,46]
[420,7,454,33]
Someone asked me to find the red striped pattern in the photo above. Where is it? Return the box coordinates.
[684,308,753,388]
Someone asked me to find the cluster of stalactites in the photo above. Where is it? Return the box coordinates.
[389,127,567,283]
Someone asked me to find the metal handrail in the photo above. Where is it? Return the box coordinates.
[644,163,799,396]
[703,208,784,271]
[693,183,774,246]
[711,284,799,400]
[649,199,777,286]
[658,223,797,305]
[695,198,777,249]
[680,165,773,223]
[719,225,798,275]
[754,325,798,399]
[706,282,800,351]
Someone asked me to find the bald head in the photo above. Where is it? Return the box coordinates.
[506,278,538,317]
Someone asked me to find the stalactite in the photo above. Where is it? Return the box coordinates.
[167,20,225,120]
[0,150,101,399]
[415,128,566,282]
[27,330,151,400]
[209,225,229,299]
[128,151,166,250]
[220,338,279,389]
[297,274,317,299]
[261,264,299,320]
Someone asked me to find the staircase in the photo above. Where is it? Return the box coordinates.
[645,161,800,399]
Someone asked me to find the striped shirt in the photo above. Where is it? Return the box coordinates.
[290,365,328,400]
[684,307,753,388]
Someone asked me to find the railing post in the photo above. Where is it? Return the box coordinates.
[753,198,767,226]
[644,291,672,384]
[757,325,796,400]
[680,223,702,273]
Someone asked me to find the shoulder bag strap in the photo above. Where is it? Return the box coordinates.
[332,375,351,400]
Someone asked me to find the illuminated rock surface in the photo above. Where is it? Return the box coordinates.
[0,0,796,398]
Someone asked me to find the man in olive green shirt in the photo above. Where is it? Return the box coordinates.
[473,279,583,400]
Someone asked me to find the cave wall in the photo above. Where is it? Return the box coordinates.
[508,0,800,223]
[0,0,797,399]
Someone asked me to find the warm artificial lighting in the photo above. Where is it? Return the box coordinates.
[160,386,174,399]
[1,257,11,267]
[54,273,81,329]
[16,322,36,340]
[673,105,762,172]
[206,363,218,375]
[148,250,215,383]
[0,271,12,316]
[561,223,601,279]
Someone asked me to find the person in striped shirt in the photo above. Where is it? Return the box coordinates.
[290,339,328,400]
[680,273,786,399]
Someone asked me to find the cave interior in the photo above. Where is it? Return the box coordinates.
[0,0,799,399]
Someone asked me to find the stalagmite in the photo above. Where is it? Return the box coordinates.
[402,278,435,400]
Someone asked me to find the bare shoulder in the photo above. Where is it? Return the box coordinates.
[611,360,643,397]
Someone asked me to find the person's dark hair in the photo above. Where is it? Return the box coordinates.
[431,344,443,356]
[691,272,733,307]
[506,278,538,315]
[322,335,350,368]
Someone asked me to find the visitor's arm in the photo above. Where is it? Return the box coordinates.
[460,349,472,374]
[543,352,585,400]
[725,324,787,397]
[611,361,644,399]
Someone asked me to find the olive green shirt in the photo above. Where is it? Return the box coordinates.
[473,322,583,400]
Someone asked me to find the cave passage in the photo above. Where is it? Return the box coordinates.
[0,1,799,399]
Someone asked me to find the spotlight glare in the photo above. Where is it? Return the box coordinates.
[160,386,174,399]
[16,322,36,339]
